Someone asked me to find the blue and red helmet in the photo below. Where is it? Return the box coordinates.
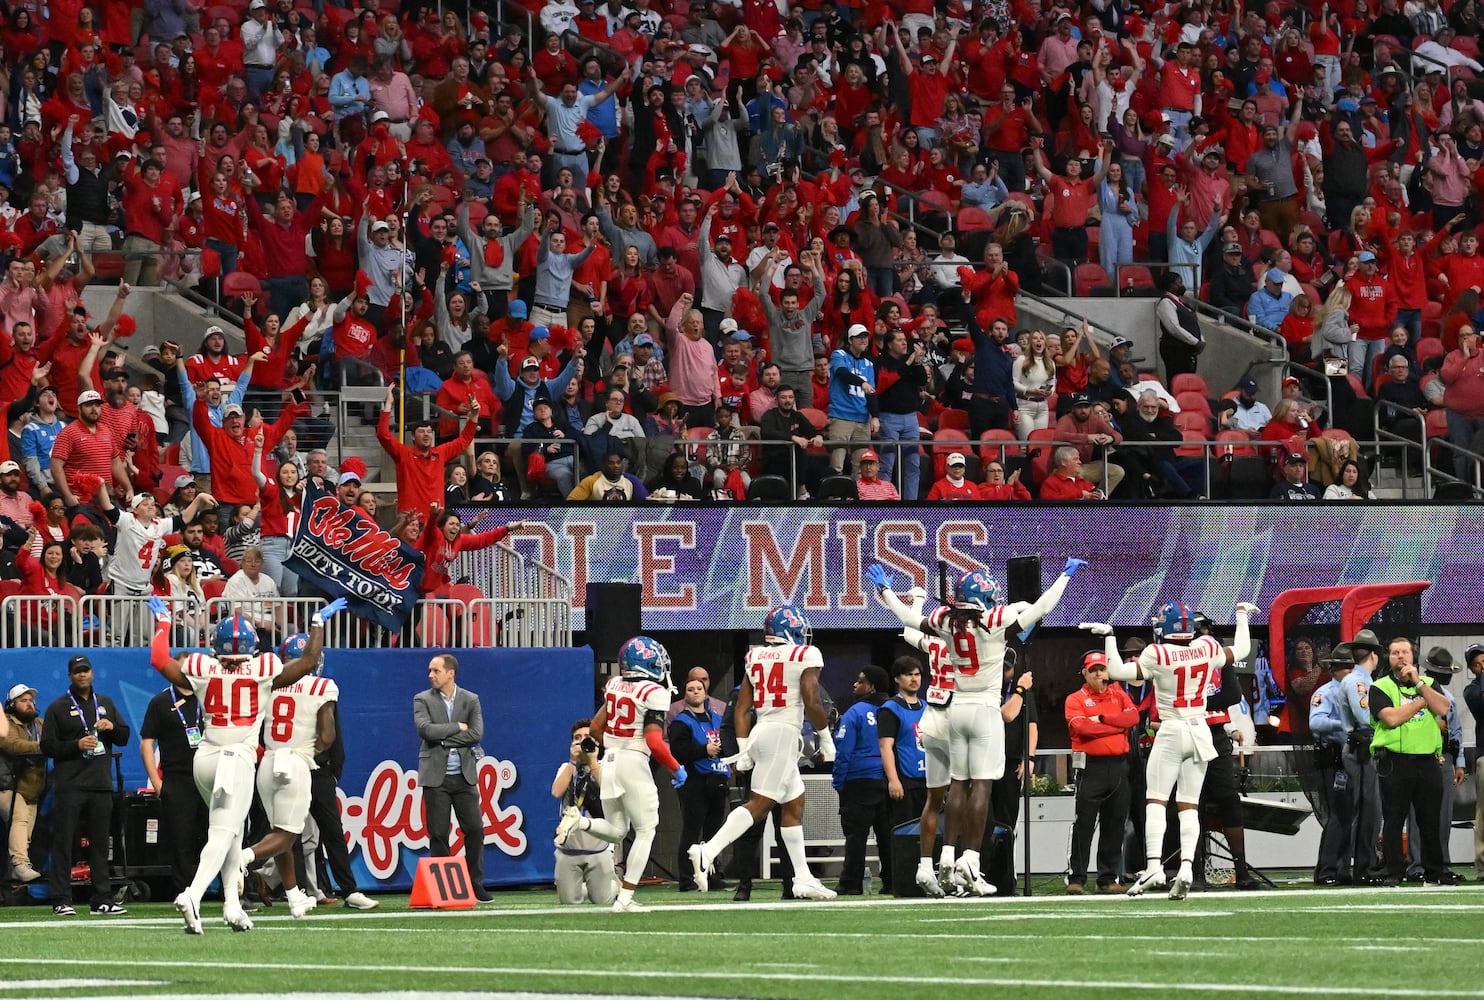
[764,604,811,645]
[213,614,259,660]
[1152,602,1194,642]
[619,635,671,685]
[954,570,1004,611]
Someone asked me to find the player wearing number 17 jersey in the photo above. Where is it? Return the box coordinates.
[1086,599,1255,900]
[556,636,688,913]
[900,587,960,898]
[870,559,1082,894]
[686,605,839,901]
[149,597,346,934]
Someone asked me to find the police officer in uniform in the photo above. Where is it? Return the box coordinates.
[669,678,730,892]
[1338,629,1386,883]
[1308,645,1354,885]
[40,655,132,916]
[139,679,209,893]
[878,656,927,829]
[832,665,892,895]
[551,719,617,905]
[1370,636,1463,886]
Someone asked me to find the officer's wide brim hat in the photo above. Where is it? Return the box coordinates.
[1425,646,1460,675]
[1346,629,1382,653]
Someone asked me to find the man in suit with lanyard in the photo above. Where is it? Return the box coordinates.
[414,653,491,902]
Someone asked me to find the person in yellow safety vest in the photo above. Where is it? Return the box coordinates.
[1368,636,1464,887]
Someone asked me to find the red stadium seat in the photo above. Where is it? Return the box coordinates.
[1215,430,1257,459]
[798,407,828,432]
[937,408,970,433]
[1175,391,1213,418]
[1175,411,1211,435]
[976,429,1020,466]
[1176,430,1208,459]
[1170,373,1209,396]
[1025,428,1062,485]
[958,207,995,232]
[1417,338,1445,366]
[1074,263,1111,297]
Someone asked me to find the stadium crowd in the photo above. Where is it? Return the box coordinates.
[0,0,1478,511]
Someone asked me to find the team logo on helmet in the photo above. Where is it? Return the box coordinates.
[954,570,1004,611]
[1152,602,1193,642]
[213,614,259,660]
[619,635,671,685]
[764,604,812,645]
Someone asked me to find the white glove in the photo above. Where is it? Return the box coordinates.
[816,729,836,764]
[1235,602,1259,617]
[1079,622,1113,636]
[721,736,753,772]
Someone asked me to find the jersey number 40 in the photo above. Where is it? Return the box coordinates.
[204,677,259,727]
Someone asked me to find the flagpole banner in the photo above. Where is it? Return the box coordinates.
[287,478,425,630]
[1,647,594,890]
[455,503,1484,629]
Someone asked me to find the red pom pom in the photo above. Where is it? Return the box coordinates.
[74,474,101,502]
[28,501,45,522]
[340,456,369,481]
[829,147,846,168]
[441,243,458,268]
[575,120,602,146]
[355,270,373,298]
[114,314,137,338]
[546,324,578,352]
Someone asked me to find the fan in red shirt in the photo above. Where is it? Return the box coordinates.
[893,30,957,134]
[192,382,310,507]
[1040,446,1106,500]
[49,390,128,507]
[926,453,979,500]
[416,505,527,594]
[376,384,480,515]
[38,285,132,418]
[183,325,244,386]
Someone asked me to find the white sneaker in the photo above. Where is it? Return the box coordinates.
[792,878,838,900]
[343,892,379,910]
[953,857,995,897]
[916,869,946,898]
[12,862,41,883]
[223,905,254,932]
[174,892,203,935]
[232,847,252,898]
[1126,867,1168,897]
[286,887,316,919]
[554,806,583,847]
[612,896,646,913]
[1168,876,1191,900]
[937,864,956,895]
[686,844,709,892]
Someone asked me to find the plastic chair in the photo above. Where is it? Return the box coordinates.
[1175,391,1214,418]
[1176,430,1208,459]
[937,408,971,433]
[958,207,995,231]
[977,429,1020,466]
[202,579,227,602]
[1025,428,1062,485]
[816,475,859,500]
[1175,411,1211,435]
[1170,373,1210,396]
[223,272,263,300]
[798,407,829,432]
[745,475,793,500]
[684,426,712,466]
[1417,338,1445,366]
[1074,263,1111,297]
[930,429,972,480]
[1215,429,1258,459]
[1118,264,1156,295]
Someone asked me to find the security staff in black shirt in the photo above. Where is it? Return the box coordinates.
[40,654,131,915]
[139,681,208,893]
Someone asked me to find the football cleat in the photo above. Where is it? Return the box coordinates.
[612,896,647,913]
[1168,876,1192,900]
[792,878,838,900]
[916,869,946,898]
[955,857,996,897]
[554,806,583,847]
[286,887,316,919]
[1126,867,1168,897]
[937,864,955,894]
[223,905,254,932]
[175,892,203,935]
[686,844,710,892]
[232,847,252,898]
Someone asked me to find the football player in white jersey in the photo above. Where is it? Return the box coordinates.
[1084,599,1256,899]
[555,636,687,913]
[239,631,339,919]
[900,587,961,898]
[148,596,347,933]
[101,485,217,644]
[686,605,839,902]
[869,558,1081,894]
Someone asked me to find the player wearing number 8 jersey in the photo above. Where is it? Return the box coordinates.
[556,636,688,913]
[870,559,1082,894]
[686,605,840,901]
[149,597,345,934]
[1085,599,1255,900]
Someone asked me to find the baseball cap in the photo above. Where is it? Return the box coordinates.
[68,654,93,674]
[1282,376,1300,387]
[204,324,224,338]
[173,474,197,490]
[1465,643,1484,662]
[0,460,17,474]
[130,492,156,510]
[634,333,656,347]
[103,367,128,381]
[946,453,966,466]
[1284,452,1306,465]
[222,403,245,418]
[713,231,731,243]
[720,318,739,335]
[762,221,780,232]
[521,357,540,370]
[529,326,550,341]
[1357,251,1377,263]
[858,449,879,462]
[337,471,362,486]
[731,330,752,342]
[1222,242,1242,255]
[249,0,267,9]
[1264,268,1284,285]
[5,682,36,703]
[371,220,391,232]
[1111,336,1133,349]
[77,390,103,405]
[1238,377,1258,393]
[371,110,389,122]
[508,300,528,319]
[1071,393,1091,406]
[847,323,870,339]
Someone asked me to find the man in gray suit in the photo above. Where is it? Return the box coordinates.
[414,653,491,902]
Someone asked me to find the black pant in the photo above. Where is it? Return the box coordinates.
[1052,225,1088,264]
[677,773,729,885]
[1160,337,1200,380]
[889,780,928,830]
[1068,756,1131,887]
[968,394,1012,438]
[424,771,484,886]
[1315,755,1353,882]
[48,786,113,905]
[990,769,1024,831]
[729,774,792,889]
[302,766,359,896]
[837,778,893,894]
[1377,750,1447,879]
[160,773,209,894]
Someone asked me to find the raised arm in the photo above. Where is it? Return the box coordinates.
[273,599,347,689]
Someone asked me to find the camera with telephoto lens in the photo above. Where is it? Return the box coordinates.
[580,736,598,755]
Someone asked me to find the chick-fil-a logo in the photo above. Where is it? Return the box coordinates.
[337,755,528,880]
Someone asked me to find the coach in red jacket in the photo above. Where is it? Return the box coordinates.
[1064,650,1138,894]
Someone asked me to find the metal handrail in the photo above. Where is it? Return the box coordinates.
[1188,296,1288,361]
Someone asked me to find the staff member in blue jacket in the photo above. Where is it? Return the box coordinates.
[1308,646,1355,886]
[668,676,730,892]
[879,656,927,828]
[833,665,892,895]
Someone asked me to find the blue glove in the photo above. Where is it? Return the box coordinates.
[147,596,171,622]
[1063,557,1088,578]
[671,768,688,789]
[319,598,349,621]
[865,563,895,592]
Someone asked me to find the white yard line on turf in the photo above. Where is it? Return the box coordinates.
[0,980,167,991]
[4,958,1484,998]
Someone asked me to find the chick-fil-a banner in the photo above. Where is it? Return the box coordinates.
[456,503,1484,628]
[8,647,593,889]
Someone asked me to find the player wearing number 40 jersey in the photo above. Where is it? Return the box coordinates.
[686,605,840,902]
[1083,599,1256,901]
[556,636,688,913]
[149,596,348,935]
[869,559,1081,895]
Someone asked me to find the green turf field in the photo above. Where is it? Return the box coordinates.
[2,882,1482,999]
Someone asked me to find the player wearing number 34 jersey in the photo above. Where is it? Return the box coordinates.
[1085,599,1255,900]
[149,596,348,934]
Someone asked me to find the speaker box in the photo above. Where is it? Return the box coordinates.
[585,583,642,663]
[1006,556,1043,604]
